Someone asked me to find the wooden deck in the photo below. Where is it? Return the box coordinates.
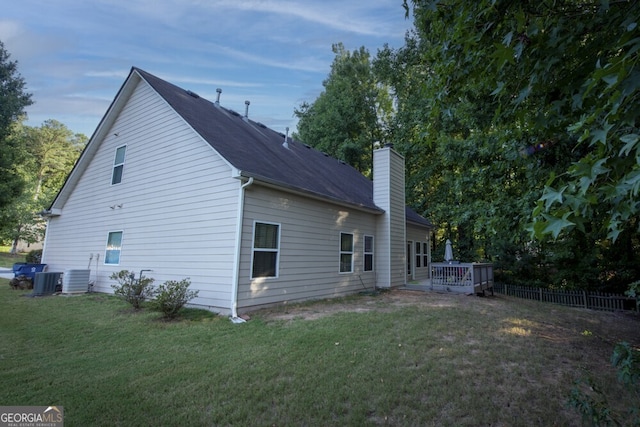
[405,263,494,295]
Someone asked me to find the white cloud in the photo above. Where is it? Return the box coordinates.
[0,20,22,39]
[84,70,131,79]
[199,0,407,37]
[0,20,67,63]
[209,43,329,73]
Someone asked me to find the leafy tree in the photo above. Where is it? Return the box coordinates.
[0,187,45,253]
[22,119,86,201]
[0,120,86,252]
[397,0,639,241]
[375,5,572,261]
[372,0,640,289]
[0,41,32,210]
[294,43,392,175]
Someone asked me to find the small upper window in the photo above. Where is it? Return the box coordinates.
[340,233,354,273]
[364,235,374,272]
[112,145,126,185]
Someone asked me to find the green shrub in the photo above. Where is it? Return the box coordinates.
[26,249,42,263]
[110,270,155,310]
[625,280,640,306]
[569,342,640,426]
[612,341,640,388]
[150,278,198,319]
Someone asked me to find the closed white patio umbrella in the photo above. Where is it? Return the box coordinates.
[444,239,454,262]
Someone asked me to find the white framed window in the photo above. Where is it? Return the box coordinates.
[423,242,429,267]
[251,221,280,278]
[105,231,123,265]
[111,145,126,185]
[416,241,422,268]
[339,232,354,273]
[364,235,374,272]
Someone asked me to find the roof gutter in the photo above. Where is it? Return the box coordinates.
[230,176,254,323]
[38,208,61,218]
[406,219,434,229]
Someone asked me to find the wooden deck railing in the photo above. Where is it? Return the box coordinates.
[430,262,494,293]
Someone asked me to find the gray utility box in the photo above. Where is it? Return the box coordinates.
[62,269,91,293]
[33,272,62,296]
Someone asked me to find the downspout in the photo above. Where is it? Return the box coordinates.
[41,217,51,264]
[230,176,254,323]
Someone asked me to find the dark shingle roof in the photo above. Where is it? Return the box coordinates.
[136,68,431,227]
[406,206,434,228]
[136,68,379,212]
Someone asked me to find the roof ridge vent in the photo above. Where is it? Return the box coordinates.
[283,127,290,149]
[243,100,250,121]
[215,88,222,106]
[186,90,200,98]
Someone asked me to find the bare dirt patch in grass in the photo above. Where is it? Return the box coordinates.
[259,288,472,321]
[255,288,639,425]
[258,288,639,347]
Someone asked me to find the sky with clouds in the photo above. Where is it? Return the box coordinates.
[2,0,414,138]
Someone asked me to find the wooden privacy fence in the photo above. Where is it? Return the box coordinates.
[494,283,638,313]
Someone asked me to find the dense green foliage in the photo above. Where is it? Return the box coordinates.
[25,249,42,263]
[0,41,32,211]
[294,43,392,174]
[392,0,640,291]
[0,120,86,251]
[395,0,639,241]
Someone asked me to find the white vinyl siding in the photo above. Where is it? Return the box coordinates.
[42,77,240,312]
[339,232,354,273]
[111,145,126,185]
[251,222,280,278]
[105,231,123,265]
[364,235,374,272]
[373,147,406,288]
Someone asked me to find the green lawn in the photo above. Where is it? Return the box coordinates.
[0,247,25,268]
[0,282,637,426]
